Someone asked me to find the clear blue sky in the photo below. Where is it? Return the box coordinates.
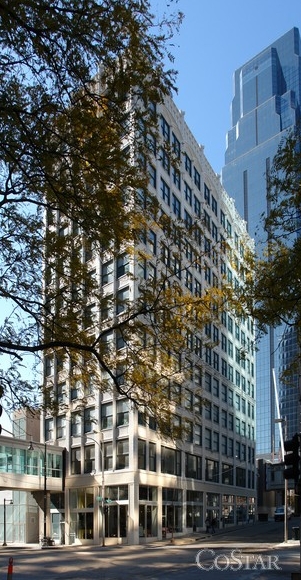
[155,0,301,174]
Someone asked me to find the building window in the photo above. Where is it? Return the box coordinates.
[185,453,201,479]
[161,446,181,475]
[84,445,95,473]
[138,439,146,470]
[101,402,113,429]
[172,193,181,218]
[71,448,81,475]
[71,412,81,437]
[116,399,129,426]
[117,253,129,278]
[84,407,95,434]
[160,178,170,205]
[172,132,181,158]
[205,458,219,482]
[184,181,192,205]
[148,163,156,188]
[149,442,157,472]
[102,260,114,285]
[116,287,129,315]
[204,183,210,203]
[104,442,113,470]
[56,415,66,439]
[204,428,211,450]
[160,148,170,174]
[116,439,129,469]
[161,115,170,141]
[45,417,54,441]
[194,168,201,190]
[184,153,192,176]
[173,166,181,189]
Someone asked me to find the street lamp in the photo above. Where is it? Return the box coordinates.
[3,498,13,546]
[275,417,288,543]
[28,439,47,545]
[86,433,105,547]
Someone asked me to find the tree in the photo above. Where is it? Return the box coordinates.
[0,0,244,436]
[242,126,301,345]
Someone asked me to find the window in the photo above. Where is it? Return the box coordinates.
[116,287,129,315]
[56,415,66,439]
[211,195,217,216]
[149,230,157,255]
[172,193,181,219]
[138,439,146,470]
[204,428,211,449]
[101,403,113,429]
[117,253,129,278]
[116,399,129,426]
[116,439,129,469]
[84,445,95,473]
[204,372,211,393]
[104,442,113,470]
[185,453,201,479]
[161,446,181,475]
[185,153,192,176]
[204,183,210,203]
[184,209,192,229]
[221,409,227,428]
[45,417,54,441]
[161,115,170,141]
[172,132,181,158]
[194,168,201,190]
[185,269,193,291]
[205,458,219,482]
[71,412,81,437]
[148,164,156,188]
[160,148,170,174]
[160,178,170,205]
[173,166,181,189]
[84,407,95,433]
[184,181,192,205]
[149,442,157,472]
[71,448,81,475]
[212,431,219,452]
[102,260,114,285]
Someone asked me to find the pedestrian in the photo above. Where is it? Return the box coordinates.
[205,517,210,533]
[211,517,216,534]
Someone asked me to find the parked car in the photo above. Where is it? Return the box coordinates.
[274,506,293,521]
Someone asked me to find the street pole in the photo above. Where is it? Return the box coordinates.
[3,498,13,546]
[43,440,47,542]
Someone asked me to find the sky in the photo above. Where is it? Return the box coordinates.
[154,0,301,174]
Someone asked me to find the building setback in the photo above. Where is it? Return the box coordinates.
[222,27,301,457]
[44,92,256,545]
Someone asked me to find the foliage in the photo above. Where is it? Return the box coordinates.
[0,0,245,437]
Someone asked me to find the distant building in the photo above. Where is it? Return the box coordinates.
[222,27,301,456]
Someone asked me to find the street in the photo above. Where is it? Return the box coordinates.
[0,520,300,579]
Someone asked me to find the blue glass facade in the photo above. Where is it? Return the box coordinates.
[222,28,301,455]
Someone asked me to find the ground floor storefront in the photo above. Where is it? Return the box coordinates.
[48,482,256,546]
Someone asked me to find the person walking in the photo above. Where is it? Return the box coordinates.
[211,518,216,534]
[205,517,210,533]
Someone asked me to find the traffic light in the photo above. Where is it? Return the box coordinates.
[284,433,300,483]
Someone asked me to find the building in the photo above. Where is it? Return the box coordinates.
[222,27,301,456]
[43,93,256,545]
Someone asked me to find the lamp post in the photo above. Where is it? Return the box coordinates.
[275,417,288,543]
[28,439,47,544]
[86,433,105,546]
[3,498,13,546]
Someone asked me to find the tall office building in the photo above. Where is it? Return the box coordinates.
[43,92,256,545]
[222,28,301,456]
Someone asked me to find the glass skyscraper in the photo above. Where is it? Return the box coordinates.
[222,28,301,455]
